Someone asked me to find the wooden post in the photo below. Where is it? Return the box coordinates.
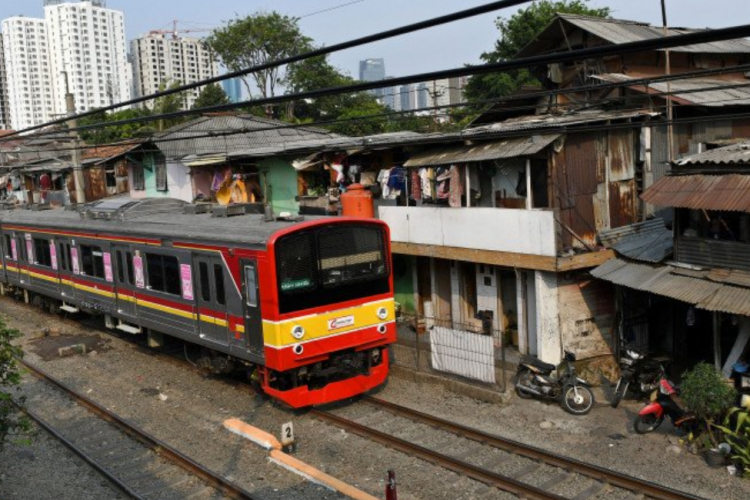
[713,312,721,371]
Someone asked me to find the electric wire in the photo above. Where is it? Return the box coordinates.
[297,0,370,19]
[6,0,535,138]
[22,23,750,141]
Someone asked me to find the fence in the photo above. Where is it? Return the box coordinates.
[392,313,509,392]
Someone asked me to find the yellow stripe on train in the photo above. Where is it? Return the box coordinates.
[261,299,394,348]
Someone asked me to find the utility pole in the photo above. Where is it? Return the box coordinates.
[63,71,86,205]
[661,0,674,166]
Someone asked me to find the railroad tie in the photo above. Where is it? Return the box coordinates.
[184,485,215,499]
[99,448,151,466]
[539,472,571,491]
[478,452,510,471]
[573,482,608,500]
[116,460,171,479]
[139,475,192,497]
[510,463,541,480]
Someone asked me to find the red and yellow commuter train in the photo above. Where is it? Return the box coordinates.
[0,198,396,408]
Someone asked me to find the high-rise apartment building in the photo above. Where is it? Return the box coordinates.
[131,32,219,110]
[2,16,54,130]
[359,58,385,98]
[45,0,132,114]
[2,1,132,130]
[0,32,16,129]
[222,77,243,103]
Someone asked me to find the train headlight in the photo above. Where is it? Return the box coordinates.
[377,307,388,320]
[291,325,305,340]
[377,324,387,334]
[293,344,304,355]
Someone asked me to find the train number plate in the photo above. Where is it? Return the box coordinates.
[328,315,355,331]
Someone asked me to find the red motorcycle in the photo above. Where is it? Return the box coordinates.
[633,378,698,434]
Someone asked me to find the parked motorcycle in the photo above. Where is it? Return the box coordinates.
[633,378,697,434]
[514,350,595,415]
[611,341,670,408]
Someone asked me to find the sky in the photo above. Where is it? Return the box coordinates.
[0,0,745,79]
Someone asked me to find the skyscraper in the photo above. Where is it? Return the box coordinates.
[221,77,243,103]
[359,58,385,98]
[45,0,132,113]
[131,32,219,110]
[2,0,132,130]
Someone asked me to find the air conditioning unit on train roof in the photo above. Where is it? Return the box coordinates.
[79,198,189,221]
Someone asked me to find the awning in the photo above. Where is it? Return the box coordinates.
[183,154,228,167]
[592,258,750,316]
[292,152,324,171]
[404,134,560,167]
[642,174,750,212]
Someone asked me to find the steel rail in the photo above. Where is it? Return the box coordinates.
[18,404,146,500]
[19,359,264,500]
[363,397,708,500]
[311,408,568,500]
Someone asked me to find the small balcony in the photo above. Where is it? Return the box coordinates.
[379,206,559,268]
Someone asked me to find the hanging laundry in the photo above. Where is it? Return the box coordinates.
[449,164,464,208]
[410,169,421,201]
[377,169,391,198]
[211,169,226,192]
[419,168,432,200]
[348,164,362,184]
[387,166,406,192]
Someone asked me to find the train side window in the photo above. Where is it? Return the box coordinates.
[214,264,226,306]
[58,243,66,271]
[4,235,13,260]
[126,252,134,286]
[19,238,27,262]
[65,244,72,271]
[81,244,106,279]
[33,238,52,267]
[199,262,211,301]
[245,265,257,307]
[116,251,125,283]
[146,253,180,296]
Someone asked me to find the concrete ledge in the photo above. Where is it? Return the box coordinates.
[390,365,511,405]
[223,418,282,451]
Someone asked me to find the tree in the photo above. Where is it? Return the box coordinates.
[464,0,610,105]
[77,108,153,145]
[193,84,231,110]
[151,80,190,132]
[0,316,30,452]
[206,12,312,99]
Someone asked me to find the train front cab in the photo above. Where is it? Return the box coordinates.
[253,219,396,408]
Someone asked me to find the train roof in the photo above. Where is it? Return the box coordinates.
[0,198,330,248]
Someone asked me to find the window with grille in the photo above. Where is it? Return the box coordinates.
[132,163,145,190]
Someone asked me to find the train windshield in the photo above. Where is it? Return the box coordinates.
[275,224,390,314]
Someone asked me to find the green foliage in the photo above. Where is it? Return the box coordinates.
[681,362,737,424]
[464,0,610,106]
[193,84,231,110]
[151,80,191,132]
[0,315,31,451]
[715,408,750,474]
[206,12,312,99]
[78,108,153,145]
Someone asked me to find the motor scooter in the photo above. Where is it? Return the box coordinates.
[611,340,669,408]
[633,378,697,434]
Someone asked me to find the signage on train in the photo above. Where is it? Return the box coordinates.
[280,278,312,292]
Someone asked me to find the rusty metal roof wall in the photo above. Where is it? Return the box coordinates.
[641,174,750,212]
[558,14,750,54]
[155,114,340,160]
[697,285,750,315]
[403,134,559,167]
[466,109,656,134]
[677,141,750,165]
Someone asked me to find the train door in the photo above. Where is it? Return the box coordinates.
[113,245,137,321]
[15,233,26,286]
[241,259,264,358]
[194,254,229,345]
[57,239,76,303]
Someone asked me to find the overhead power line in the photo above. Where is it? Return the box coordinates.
[297,0,370,19]
[31,24,750,139]
[7,0,535,138]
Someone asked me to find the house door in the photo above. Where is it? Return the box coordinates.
[241,260,264,359]
[194,254,230,345]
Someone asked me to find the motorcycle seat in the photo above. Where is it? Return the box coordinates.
[520,355,556,373]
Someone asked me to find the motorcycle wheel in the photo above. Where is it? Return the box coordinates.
[610,379,630,408]
[514,369,535,399]
[561,384,595,415]
[633,413,664,434]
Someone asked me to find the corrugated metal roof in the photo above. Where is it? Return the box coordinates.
[403,134,559,167]
[593,257,750,316]
[154,114,340,160]
[522,14,750,55]
[466,109,657,134]
[593,74,750,107]
[641,174,750,212]
[677,141,750,166]
[598,219,673,263]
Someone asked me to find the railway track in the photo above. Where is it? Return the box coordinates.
[19,359,263,500]
[8,300,712,500]
[312,399,709,500]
